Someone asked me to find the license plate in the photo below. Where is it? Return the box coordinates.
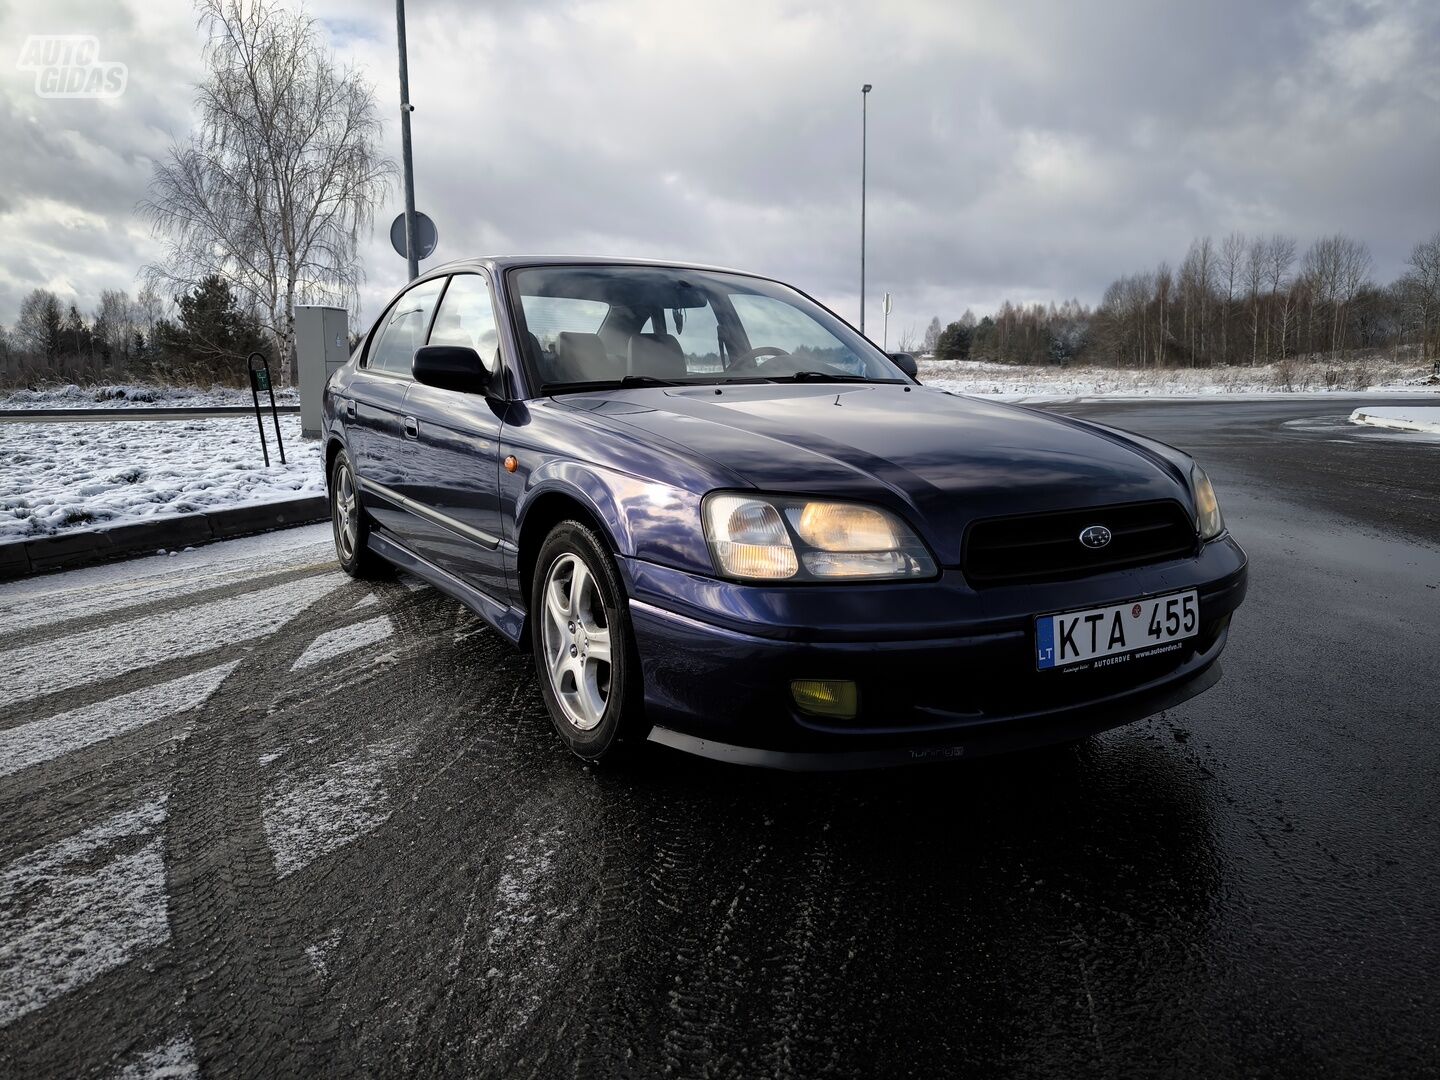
[1035,590,1198,671]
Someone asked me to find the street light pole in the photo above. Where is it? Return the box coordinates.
[860,83,871,334]
[396,0,419,281]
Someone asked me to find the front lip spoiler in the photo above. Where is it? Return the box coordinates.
[643,661,1223,772]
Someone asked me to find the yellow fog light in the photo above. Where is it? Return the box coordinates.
[790,679,858,719]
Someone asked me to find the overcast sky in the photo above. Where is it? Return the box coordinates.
[2,0,1437,339]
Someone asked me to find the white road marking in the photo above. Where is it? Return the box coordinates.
[289,615,394,672]
[0,800,169,1027]
[0,662,239,779]
[0,574,339,707]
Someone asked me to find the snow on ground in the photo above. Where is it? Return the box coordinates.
[115,1035,199,1080]
[0,414,323,541]
[0,798,170,1026]
[0,383,298,411]
[1349,406,1440,435]
[261,728,418,880]
[290,615,395,671]
[919,357,1437,402]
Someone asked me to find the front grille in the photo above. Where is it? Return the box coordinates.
[963,499,1196,586]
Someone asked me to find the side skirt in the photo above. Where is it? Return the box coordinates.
[367,530,526,645]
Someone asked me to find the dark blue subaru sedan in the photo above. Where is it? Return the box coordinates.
[323,257,1247,769]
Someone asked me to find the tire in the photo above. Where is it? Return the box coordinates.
[329,448,386,579]
[530,520,643,761]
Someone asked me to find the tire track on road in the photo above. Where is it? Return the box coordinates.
[162,574,366,1077]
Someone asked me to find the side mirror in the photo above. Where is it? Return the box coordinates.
[413,344,491,394]
[887,351,919,381]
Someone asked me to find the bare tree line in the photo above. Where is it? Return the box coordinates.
[915,229,1439,375]
[1092,230,1438,370]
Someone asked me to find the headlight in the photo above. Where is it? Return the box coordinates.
[702,494,936,581]
[1191,464,1224,541]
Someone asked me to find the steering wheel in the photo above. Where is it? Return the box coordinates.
[726,346,790,374]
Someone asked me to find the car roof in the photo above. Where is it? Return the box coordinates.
[417,254,757,279]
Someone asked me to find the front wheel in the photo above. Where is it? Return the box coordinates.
[330,449,385,578]
[530,521,642,760]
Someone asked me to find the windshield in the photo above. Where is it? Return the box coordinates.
[509,265,904,391]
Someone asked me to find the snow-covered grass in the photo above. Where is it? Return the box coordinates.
[0,382,298,411]
[1349,406,1440,435]
[0,415,322,541]
[919,356,1437,401]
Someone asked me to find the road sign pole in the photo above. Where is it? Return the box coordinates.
[396,0,419,281]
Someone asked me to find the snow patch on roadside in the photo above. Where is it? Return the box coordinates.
[0,415,322,541]
[1349,406,1440,435]
[919,357,1437,402]
[290,615,394,671]
[0,799,169,1026]
[0,661,239,778]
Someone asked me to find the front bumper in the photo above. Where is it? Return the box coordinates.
[622,535,1247,770]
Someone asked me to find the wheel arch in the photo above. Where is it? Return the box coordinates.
[515,486,622,613]
[324,436,347,491]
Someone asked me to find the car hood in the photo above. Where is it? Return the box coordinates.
[561,383,1193,564]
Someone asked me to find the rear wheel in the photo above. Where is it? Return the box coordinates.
[531,521,642,760]
[330,449,385,578]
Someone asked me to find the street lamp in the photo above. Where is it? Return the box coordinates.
[860,83,872,334]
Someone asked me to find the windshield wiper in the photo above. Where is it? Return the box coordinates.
[764,371,878,383]
[541,374,684,393]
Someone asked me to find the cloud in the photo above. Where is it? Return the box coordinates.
[1,0,1436,339]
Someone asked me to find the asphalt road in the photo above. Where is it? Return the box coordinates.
[1,396,1437,1078]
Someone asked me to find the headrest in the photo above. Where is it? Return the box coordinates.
[628,332,686,379]
[555,331,622,383]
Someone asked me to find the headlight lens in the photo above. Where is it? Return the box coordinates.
[1192,464,1224,541]
[703,494,935,581]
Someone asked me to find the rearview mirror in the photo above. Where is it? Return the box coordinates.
[413,344,491,394]
[887,351,919,381]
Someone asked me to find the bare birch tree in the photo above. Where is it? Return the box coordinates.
[1265,235,1296,359]
[1243,237,1265,364]
[1220,232,1245,365]
[141,0,393,378]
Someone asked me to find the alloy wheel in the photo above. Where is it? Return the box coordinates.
[333,463,358,562]
[540,552,613,731]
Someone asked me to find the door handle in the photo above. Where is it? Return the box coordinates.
[344,399,356,419]
[403,415,419,439]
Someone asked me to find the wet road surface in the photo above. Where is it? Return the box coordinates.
[1,396,1438,1078]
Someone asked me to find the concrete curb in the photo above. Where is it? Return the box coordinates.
[0,496,329,582]
[0,405,300,420]
[1349,406,1440,435]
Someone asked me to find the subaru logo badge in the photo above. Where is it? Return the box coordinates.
[1079,524,1112,549]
